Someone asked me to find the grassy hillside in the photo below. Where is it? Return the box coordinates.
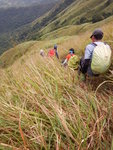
[0,1,113,149]
[0,23,113,149]
[16,0,113,41]
[1,16,113,69]
[0,36,70,68]
[0,1,57,55]
[1,0,113,55]
[41,16,113,40]
[0,3,55,34]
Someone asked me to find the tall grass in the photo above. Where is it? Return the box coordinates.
[0,54,113,149]
[0,20,113,150]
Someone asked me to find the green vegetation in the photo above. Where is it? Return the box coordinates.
[0,1,57,55]
[16,0,113,41]
[0,33,12,55]
[0,1,113,149]
[0,58,113,150]
[0,0,113,55]
[0,3,55,34]
[0,16,113,68]
[0,16,113,149]
[0,41,37,68]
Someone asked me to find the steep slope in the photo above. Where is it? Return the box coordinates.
[15,0,75,40]
[0,3,55,34]
[0,16,113,69]
[16,0,113,41]
[0,17,113,150]
[0,1,113,150]
[1,0,113,55]
[0,1,58,55]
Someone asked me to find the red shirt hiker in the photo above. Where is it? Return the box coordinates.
[48,45,59,59]
[48,49,55,57]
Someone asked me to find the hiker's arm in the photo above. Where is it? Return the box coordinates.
[55,51,59,59]
[80,45,91,73]
[84,45,92,60]
[62,58,68,65]
[81,59,90,73]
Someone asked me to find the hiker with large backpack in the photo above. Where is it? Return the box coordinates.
[48,45,59,59]
[62,48,79,69]
[62,48,75,65]
[79,29,112,77]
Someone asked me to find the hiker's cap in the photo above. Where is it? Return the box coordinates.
[54,44,57,49]
[90,29,103,38]
[69,48,75,54]
[40,49,44,53]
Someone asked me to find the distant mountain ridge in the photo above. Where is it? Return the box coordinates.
[15,0,113,41]
[0,0,59,54]
[0,0,113,55]
[0,3,55,34]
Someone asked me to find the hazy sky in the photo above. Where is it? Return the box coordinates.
[0,0,56,8]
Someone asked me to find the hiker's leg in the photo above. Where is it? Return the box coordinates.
[78,57,86,81]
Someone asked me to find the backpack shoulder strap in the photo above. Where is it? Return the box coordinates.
[91,43,97,47]
[92,42,107,46]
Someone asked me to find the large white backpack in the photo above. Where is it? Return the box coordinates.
[91,42,112,74]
